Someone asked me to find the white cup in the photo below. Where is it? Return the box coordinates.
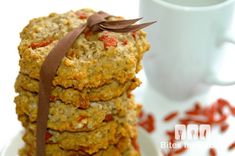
[140,0,235,100]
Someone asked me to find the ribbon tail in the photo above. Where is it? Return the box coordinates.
[99,18,142,29]
[100,21,156,33]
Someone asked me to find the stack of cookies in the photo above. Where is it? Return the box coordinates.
[14,9,150,156]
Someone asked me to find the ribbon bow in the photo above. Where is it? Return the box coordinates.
[36,11,155,156]
[87,11,155,32]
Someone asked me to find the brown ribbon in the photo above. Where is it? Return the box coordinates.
[36,11,155,156]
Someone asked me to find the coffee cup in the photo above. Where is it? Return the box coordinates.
[140,0,235,100]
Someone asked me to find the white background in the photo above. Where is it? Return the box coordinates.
[1,0,235,156]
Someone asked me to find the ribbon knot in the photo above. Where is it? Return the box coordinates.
[87,11,109,32]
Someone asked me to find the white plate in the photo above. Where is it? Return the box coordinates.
[1,128,162,156]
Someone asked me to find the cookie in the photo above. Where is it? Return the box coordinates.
[18,9,149,90]
[23,121,138,155]
[15,91,138,132]
[20,136,140,156]
[15,73,141,108]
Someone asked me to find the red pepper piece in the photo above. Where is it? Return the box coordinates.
[45,131,52,142]
[132,31,137,39]
[209,148,217,156]
[99,33,117,49]
[165,130,175,139]
[139,121,154,133]
[185,102,202,116]
[169,138,176,145]
[103,36,117,49]
[98,34,108,41]
[121,39,128,45]
[208,103,217,122]
[179,118,190,125]
[138,110,155,133]
[84,30,93,40]
[138,120,148,127]
[49,95,56,102]
[202,107,211,119]
[217,106,224,116]
[138,114,155,133]
[148,114,155,123]
[217,98,235,115]
[214,114,227,124]
[217,98,230,108]
[104,114,113,122]
[164,111,179,122]
[76,11,88,19]
[30,39,53,49]
[191,118,211,124]
[174,146,188,154]
[131,138,140,152]
[148,114,155,133]
[77,115,87,122]
[230,107,235,116]
[138,110,144,118]
[228,142,235,151]
[185,110,200,116]
[194,102,202,111]
[220,123,229,133]
[98,32,109,41]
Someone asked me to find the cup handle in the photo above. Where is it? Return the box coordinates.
[205,34,235,86]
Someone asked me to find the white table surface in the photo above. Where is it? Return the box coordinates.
[1,0,235,156]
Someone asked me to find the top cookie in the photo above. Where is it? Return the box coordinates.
[18,9,149,90]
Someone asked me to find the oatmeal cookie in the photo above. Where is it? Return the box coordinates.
[18,9,149,90]
[15,91,138,132]
[20,136,139,156]
[22,121,138,155]
[15,73,141,108]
